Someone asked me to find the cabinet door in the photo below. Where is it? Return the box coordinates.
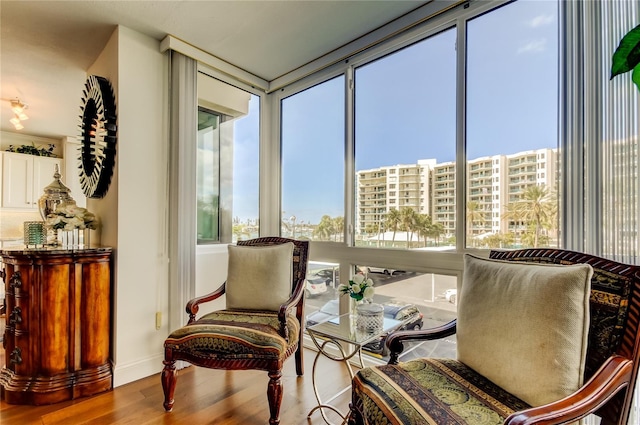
[2,152,33,208]
[33,157,63,204]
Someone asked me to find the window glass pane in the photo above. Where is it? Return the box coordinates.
[197,74,259,244]
[197,108,220,242]
[305,265,457,360]
[232,94,260,242]
[355,29,457,249]
[466,0,559,249]
[281,76,345,240]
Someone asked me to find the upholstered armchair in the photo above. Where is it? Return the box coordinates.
[350,249,640,425]
[161,237,309,425]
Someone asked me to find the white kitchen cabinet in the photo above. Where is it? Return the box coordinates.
[2,152,63,210]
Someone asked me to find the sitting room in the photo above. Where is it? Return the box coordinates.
[1,1,639,424]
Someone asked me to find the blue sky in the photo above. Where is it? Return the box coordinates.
[237,0,558,225]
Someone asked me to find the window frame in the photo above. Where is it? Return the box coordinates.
[270,0,517,284]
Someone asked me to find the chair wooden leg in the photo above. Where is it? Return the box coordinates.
[348,402,363,425]
[161,359,177,412]
[267,370,283,425]
[295,342,304,376]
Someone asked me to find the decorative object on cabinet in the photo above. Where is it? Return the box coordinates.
[45,203,97,249]
[22,221,46,248]
[5,142,56,157]
[0,247,113,405]
[78,75,117,199]
[38,164,75,220]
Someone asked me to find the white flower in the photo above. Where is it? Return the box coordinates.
[45,204,98,231]
[351,283,362,293]
[337,284,349,292]
[363,286,375,300]
[352,274,365,284]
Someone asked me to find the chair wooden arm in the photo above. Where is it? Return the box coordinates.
[276,277,306,341]
[387,319,457,365]
[185,282,226,323]
[504,355,634,425]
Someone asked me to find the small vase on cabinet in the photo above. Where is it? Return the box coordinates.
[57,228,90,249]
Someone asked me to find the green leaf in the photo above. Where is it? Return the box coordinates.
[611,24,640,79]
[633,64,640,92]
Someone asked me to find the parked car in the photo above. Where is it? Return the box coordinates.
[363,301,423,356]
[314,268,339,286]
[305,299,424,356]
[444,288,457,304]
[305,299,340,326]
[360,266,404,276]
[305,276,328,297]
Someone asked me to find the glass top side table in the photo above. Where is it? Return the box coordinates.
[306,312,404,425]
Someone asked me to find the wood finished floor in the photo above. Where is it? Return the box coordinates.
[0,347,355,425]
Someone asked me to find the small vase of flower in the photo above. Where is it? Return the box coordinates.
[45,203,97,249]
[338,273,375,312]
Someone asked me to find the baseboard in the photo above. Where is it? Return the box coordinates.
[113,353,165,387]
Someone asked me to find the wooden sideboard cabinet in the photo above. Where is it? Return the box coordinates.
[0,247,113,405]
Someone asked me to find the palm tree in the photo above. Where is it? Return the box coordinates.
[313,215,334,241]
[504,185,556,248]
[466,200,485,247]
[414,213,432,247]
[400,207,419,248]
[232,224,251,241]
[364,223,377,236]
[427,222,445,246]
[385,208,402,244]
[364,222,384,247]
[332,216,344,242]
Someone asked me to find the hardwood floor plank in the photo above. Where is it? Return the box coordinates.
[1,348,358,424]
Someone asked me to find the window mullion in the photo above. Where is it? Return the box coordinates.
[456,17,467,252]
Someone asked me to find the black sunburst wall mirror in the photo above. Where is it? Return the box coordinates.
[78,75,117,198]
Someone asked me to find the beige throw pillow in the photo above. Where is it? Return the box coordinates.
[225,242,294,311]
[457,254,592,407]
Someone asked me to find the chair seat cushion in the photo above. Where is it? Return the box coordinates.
[352,358,531,425]
[164,310,300,361]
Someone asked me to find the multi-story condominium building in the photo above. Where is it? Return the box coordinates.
[357,159,434,235]
[505,149,557,234]
[432,161,456,237]
[356,148,557,242]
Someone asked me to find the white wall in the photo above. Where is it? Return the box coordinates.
[87,25,170,387]
[195,244,229,316]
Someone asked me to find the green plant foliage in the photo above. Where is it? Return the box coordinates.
[6,143,57,157]
[611,23,640,92]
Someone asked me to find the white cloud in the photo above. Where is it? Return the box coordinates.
[517,39,547,54]
[529,14,554,28]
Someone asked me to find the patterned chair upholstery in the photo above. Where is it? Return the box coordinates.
[350,249,640,425]
[161,237,309,425]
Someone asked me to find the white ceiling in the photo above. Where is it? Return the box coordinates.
[0,0,428,139]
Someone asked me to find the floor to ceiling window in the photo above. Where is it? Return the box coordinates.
[196,73,260,244]
[196,108,222,243]
[354,27,456,251]
[281,75,345,241]
[466,0,559,249]
[232,94,260,242]
[276,0,567,363]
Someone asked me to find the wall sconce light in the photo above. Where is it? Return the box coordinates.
[9,98,29,130]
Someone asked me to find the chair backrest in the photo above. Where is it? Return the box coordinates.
[490,248,640,424]
[237,237,309,296]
